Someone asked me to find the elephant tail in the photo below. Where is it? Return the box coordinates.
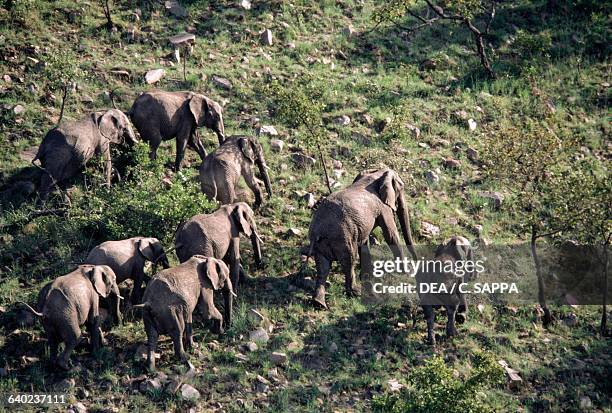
[18,301,44,318]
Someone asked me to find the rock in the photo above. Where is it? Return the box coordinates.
[145,69,165,84]
[328,342,338,353]
[260,29,273,46]
[563,313,578,327]
[478,191,504,209]
[466,147,479,162]
[248,308,266,324]
[467,118,477,131]
[12,104,25,115]
[332,159,343,169]
[579,396,592,410]
[3,74,11,83]
[344,25,355,38]
[436,138,451,147]
[80,94,94,104]
[405,123,420,139]
[239,0,251,9]
[351,131,370,145]
[169,33,196,48]
[54,378,76,392]
[140,378,162,393]
[425,170,439,185]
[362,113,374,125]
[477,304,486,313]
[246,341,258,352]
[269,139,283,152]
[212,75,232,91]
[454,110,469,120]
[257,125,278,136]
[291,153,316,168]
[270,352,288,365]
[255,382,269,393]
[180,384,200,401]
[473,224,484,235]
[420,221,440,238]
[444,158,461,169]
[165,0,187,18]
[334,115,351,126]
[249,327,269,343]
[420,59,437,71]
[72,402,87,413]
[387,379,404,392]
[286,228,302,237]
[302,192,316,208]
[498,360,522,388]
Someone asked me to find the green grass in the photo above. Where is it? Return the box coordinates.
[0,0,610,411]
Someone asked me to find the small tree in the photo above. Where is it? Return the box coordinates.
[481,120,580,325]
[267,80,332,194]
[372,0,497,78]
[100,0,113,30]
[44,51,84,125]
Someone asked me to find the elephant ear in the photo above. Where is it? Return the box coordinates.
[238,137,255,164]
[138,238,156,262]
[188,94,209,127]
[232,204,253,237]
[88,266,110,298]
[98,111,121,144]
[199,259,223,290]
[378,170,402,211]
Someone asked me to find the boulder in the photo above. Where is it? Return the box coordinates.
[257,125,278,136]
[260,29,273,46]
[145,69,165,84]
[270,139,284,152]
[165,0,187,18]
[180,384,200,401]
[249,327,269,343]
[212,75,232,91]
[270,352,288,365]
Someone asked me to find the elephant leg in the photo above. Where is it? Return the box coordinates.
[358,242,372,281]
[184,312,195,351]
[171,329,187,363]
[175,125,192,171]
[456,280,468,324]
[143,312,158,371]
[58,328,79,370]
[145,130,163,161]
[377,210,405,260]
[445,305,458,338]
[340,257,359,298]
[243,167,263,209]
[188,131,207,161]
[313,255,331,309]
[48,334,59,365]
[131,270,145,305]
[423,305,436,345]
[228,240,241,292]
[89,316,102,353]
[38,173,54,202]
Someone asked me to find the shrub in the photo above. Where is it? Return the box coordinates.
[373,352,505,413]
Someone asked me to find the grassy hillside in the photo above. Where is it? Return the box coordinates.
[0,0,610,412]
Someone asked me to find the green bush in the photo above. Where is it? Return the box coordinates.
[373,352,505,413]
[77,143,216,245]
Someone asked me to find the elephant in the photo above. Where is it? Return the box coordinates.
[135,256,234,371]
[416,236,473,344]
[85,237,170,307]
[307,168,418,309]
[21,265,122,370]
[175,202,263,292]
[199,135,272,209]
[129,91,225,171]
[33,109,137,202]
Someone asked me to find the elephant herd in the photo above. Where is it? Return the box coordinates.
[21,88,473,370]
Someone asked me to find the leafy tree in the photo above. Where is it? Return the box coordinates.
[372,0,497,78]
[44,50,84,125]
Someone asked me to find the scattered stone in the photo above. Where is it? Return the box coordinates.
[180,384,200,401]
[239,0,251,9]
[444,158,461,169]
[249,327,269,343]
[498,360,522,388]
[3,74,11,83]
[302,192,316,208]
[212,75,232,91]
[260,29,273,46]
[165,0,187,18]
[72,402,87,413]
[420,221,440,238]
[286,228,302,237]
[257,125,278,136]
[362,113,374,125]
[169,33,196,49]
[12,104,25,116]
[270,352,288,365]
[454,109,469,120]
[420,59,437,71]
[248,308,265,324]
[255,381,269,393]
[466,147,479,162]
[563,313,578,327]
[405,123,420,139]
[425,170,440,185]
[579,396,592,410]
[328,342,338,353]
[140,378,162,393]
[436,138,451,147]
[478,191,504,209]
[334,115,351,126]
[291,153,316,168]
[477,304,486,313]
[387,379,404,392]
[54,378,76,392]
[467,118,477,131]
[145,69,165,84]
[287,341,300,351]
[344,25,355,38]
[80,94,94,104]
[246,341,258,352]
[473,224,484,235]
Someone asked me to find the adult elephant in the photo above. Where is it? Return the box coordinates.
[308,168,418,309]
[199,135,272,209]
[33,109,137,202]
[129,91,225,171]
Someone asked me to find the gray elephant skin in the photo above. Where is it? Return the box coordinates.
[22,265,121,370]
[308,168,418,309]
[135,256,233,371]
[33,109,137,201]
[129,91,225,171]
[175,202,263,292]
[199,135,272,209]
[85,237,170,306]
[417,235,473,344]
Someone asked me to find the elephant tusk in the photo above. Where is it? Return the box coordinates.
[230,290,238,298]
[263,164,271,170]
[116,294,125,300]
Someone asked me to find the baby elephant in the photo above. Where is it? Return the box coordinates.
[416,236,473,344]
[136,256,234,371]
[175,202,263,293]
[199,135,272,209]
[33,109,137,202]
[22,265,121,370]
[85,237,170,305]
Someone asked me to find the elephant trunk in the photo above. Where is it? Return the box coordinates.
[112,283,123,326]
[215,116,225,144]
[257,159,273,198]
[223,286,233,328]
[397,191,418,261]
[124,124,138,146]
[251,230,263,268]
